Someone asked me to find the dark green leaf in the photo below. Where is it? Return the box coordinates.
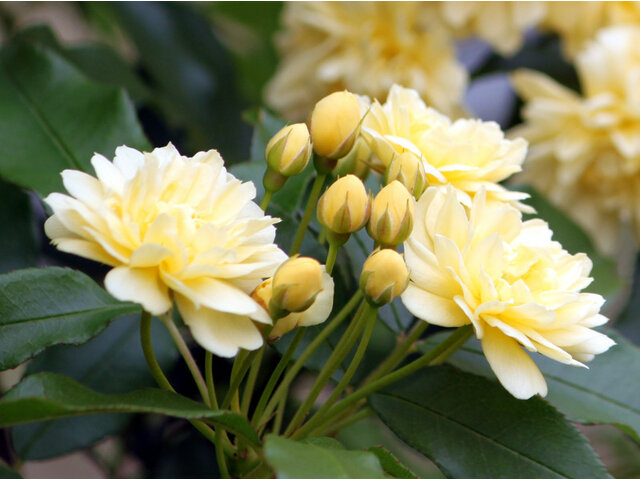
[367,446,417,479]
[370,366,609,478]
[0,180,37,273]
[0,37,148,196]
[0,372,259,445]
[519,186,621,299]
[12,315,177,460]
[0,462,21,479]
[422,329,640,442]
[0,267,140,370]
[8,25,148,101]
[108,2,249,161]
[264,434,385,478]
[205,2,282,104]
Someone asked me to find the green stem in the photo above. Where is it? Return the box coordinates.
[320,407,373,437]
[272,393,287,435]
[215,429,231,478]
[303,325,473,438]
[205,352,219,410]
[361,320,428,386]
[241,348,264,416]
[293,304,378,439]
[140,312,231,456]
[141,311,175,392]
[256,290,363,431]
[284,300,369,436]
[289,173,327,255]
[160,313,210,406]
[252,328,306,427]
[222,350,257,409]
[260,190,273,211]
[325,242,339,275]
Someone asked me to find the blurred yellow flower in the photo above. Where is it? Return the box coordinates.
[252,268,335,342]
[512,26,640,255]
[265,2,467,120]
[362,84,532,210]
[402,186,614,399]
[439,1,546,55]
[542,2,640,57]
[45,144,287,357]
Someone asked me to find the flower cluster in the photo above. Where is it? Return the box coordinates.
[402,187,614,398]
[44,144,290,357]
[512,26,640,255]
[265,2,467,120]
[356,84,614,399]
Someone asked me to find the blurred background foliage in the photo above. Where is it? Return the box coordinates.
[0,1,637,478]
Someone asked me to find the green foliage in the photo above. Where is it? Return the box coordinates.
[12,315,177,460]
[107,2,249,161]
[0,180,37,274]
[367,446,418,479]
[0,462,21,479]
[422,329,640,442]
[0,267,140,371]
[264,434,385,478]
[0,372,259,446]
[370,366,609,479]
[0,32,148,196]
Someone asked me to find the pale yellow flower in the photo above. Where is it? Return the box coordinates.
[265,2,467,120]
[44,144,288,357]
[402,186,614,399]
[512,26,640,255]
[362,85,532,211]
[542,2,640,58]
[360,249,409,306]
[439,1,546,55]
[252,268,335,342]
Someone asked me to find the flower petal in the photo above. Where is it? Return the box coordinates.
[401,284,469,327]
[104,266,171,315]
[176,295,263,357]
[481,325,547,399]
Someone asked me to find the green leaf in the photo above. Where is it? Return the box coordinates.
[422,329,640,442]
[370,366,609,479]
[367,446,417,479]
[0,372,259,446]
[0,461,21,479]
[264,434,385,478]
[12,314,178,460]
[108,2,248,161]
[0,267,140,370]
[0,36,148,196]
[8,25,148,101]
[0,180,37,273]
[520,186,621,299]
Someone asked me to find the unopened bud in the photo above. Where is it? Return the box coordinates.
[360,249,409,306]
[335,137,372,180]
[250,269,334,342]
[368,181,415,247]
[317,174,371,234]
[310,91,362,160]
[270,257,324,315]
[265,123,312,177]
[385,152,428,200]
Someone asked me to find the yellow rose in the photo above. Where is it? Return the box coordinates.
[270,256,324,315]
[368,181,415,248]
[402,186,614,399]
[45,144,288,357]
[384,151,428,200]
[310,91,362,160]
[360,249,409,306]
[252,269,334,342]
[317,174,371,234]
[265,123,312,177]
